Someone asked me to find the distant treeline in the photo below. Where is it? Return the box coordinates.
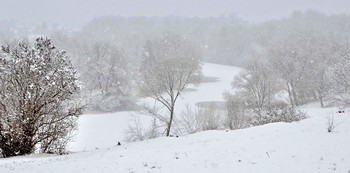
[1,10,349,67]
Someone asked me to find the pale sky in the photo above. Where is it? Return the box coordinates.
[0,0,349,27]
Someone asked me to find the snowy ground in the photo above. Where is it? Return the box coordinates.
[1,63,350,173]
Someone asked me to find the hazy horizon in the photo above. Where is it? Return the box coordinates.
[0,0,349,28]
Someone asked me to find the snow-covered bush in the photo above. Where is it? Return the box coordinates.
[177,105,203,134]
[250,103,307,126]
[224,93,305,128]
[175,104,221,135]
[0,38,84,157]
[87,90,134,112]
[199,104,221,131]
[124,115,161,142]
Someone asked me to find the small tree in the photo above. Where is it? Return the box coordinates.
[326,113,341,133]
[232,60,279,123]
[0,38,84,157]
[269,32,314,107]
[139,33,201,136]
[328,39,350,106]
[298,35,339,107]
[223,92,248,130]
[124,115,161,142]
[177,105,202,134]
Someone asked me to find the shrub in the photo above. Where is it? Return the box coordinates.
[0,38,84,157]
[250,104,307,126]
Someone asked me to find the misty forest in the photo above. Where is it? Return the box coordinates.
[0,1,350,172]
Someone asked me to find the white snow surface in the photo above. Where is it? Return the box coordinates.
[1,63,350,173]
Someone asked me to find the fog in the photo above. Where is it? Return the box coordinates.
[0,0,349,27]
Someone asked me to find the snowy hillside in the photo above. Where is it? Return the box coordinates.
[0,105,349,173]
[1,63,349,173]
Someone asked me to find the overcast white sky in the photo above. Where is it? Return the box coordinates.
[0,0,349,27]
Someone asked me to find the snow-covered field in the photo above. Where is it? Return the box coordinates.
[1,63,350,173]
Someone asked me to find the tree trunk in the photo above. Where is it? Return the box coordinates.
[292,88,299,106]
[286,81,295,107]
[166,123,171,137]
[166,106,175,137]
[18,122,35,156]
[320,95,324,108]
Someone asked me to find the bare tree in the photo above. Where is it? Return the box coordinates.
[139,33,201,137]
[328,39,350,106]
[232,60,279,122]
[306,35,339,107]
[81,42,132,112]
[177,105,202,134]
[0,38,84,157]
[269,32,314,107]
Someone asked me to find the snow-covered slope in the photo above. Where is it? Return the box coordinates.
[1,63,349,173]
[0,106,349,173]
